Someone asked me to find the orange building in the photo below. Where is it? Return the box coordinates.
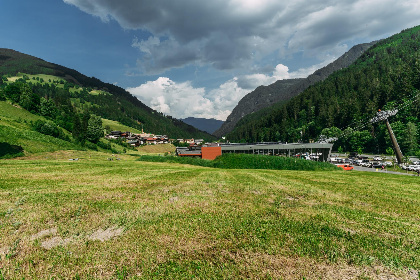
[176,145,222,160]
[201,146,222,160]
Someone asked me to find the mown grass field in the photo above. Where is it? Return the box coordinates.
[0,151,419,279]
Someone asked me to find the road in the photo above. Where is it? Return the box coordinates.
[352,165,419,176]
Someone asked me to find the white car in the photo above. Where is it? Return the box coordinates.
[354,159,363,165]
[373,156,382,161]
[384,161,393,166]
[408,165,420,171]
[361,162,372,168]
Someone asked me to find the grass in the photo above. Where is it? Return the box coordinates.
[102,118,143,134]
[0,101,44,125]
[0,124,81,155]
[0,152,419,279]
[138,153,341,171]
[5,73,109,95]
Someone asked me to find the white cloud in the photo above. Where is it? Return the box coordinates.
[127,77,236,120]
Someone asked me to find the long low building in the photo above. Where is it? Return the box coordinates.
[177,142,333,161]
[220,142,333,162]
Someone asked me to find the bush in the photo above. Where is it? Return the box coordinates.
[32,119,70,142]
[137,154,340,171]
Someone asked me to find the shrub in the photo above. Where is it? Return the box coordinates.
[0,142,24,159]
[137,154,339,171]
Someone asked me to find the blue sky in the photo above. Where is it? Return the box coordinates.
[2,0,420,120]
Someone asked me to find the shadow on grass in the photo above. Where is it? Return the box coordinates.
[0,142,24,159]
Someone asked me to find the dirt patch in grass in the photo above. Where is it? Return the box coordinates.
[28,225,124,249]
[88,226,124,242]
[30,227,57,241]
[41,236,72,250]
[0,246,8,256]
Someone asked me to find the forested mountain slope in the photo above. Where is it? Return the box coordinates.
[227,26,420,155]
[214,41,377,138]
[0,49,214,140]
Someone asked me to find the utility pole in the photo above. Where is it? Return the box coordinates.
[370,109,404,164]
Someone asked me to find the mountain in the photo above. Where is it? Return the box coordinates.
[214,41,378,138]
[226,26,420,155]
[0,48,215,141]
[180,117,224,135]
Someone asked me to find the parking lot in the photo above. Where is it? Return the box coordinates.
[352,165,418,176]
[330,154,420,176]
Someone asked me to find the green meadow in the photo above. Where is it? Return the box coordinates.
[0,152,419,279]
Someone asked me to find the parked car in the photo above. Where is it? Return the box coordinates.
[372,162,384,168]
[360,160,372,168]
[337,164,354,171]
[384,161,393,166]
[408,165,420,171]
[354,159,363,165]
[373,155,383,161]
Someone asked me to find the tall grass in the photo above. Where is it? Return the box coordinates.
[137,153,340,171]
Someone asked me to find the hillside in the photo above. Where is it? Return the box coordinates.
[181,117,224,134]
[226,26,420,156]
[0,49,215,141]
[214,41,378,138]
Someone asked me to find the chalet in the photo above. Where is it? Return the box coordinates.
[106,131,122,139]
[195,139,204,145]
[146,137,158,145]
[127,139,141,147]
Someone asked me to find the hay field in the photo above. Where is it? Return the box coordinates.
[0,152,419,279]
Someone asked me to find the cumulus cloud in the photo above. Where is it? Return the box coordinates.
[63,0,420,74]
[127,77,237,120]
[126,62,331,120]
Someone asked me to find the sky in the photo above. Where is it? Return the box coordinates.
[2,0,420,120]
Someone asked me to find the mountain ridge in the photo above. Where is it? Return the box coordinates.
[180,117,224,134]
[214,41,378,138]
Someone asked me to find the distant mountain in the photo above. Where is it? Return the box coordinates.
[214,41,378,138]
[0,48,215,140]
[226,26,420,155]
[181,117,224,135]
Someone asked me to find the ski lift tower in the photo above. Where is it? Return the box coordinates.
[370,109,403,164]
